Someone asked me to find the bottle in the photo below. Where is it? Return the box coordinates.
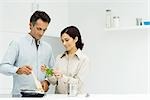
[113,16,120,28]
[68,78,78,97]
[136,18,142,26]
[106,9,112,28]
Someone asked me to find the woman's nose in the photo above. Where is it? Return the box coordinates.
[63,41,66,45]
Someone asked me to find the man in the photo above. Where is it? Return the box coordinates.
[0,10,54,96]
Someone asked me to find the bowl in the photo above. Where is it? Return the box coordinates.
[20,89,45,97]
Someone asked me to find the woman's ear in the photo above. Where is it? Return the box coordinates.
[75,37,78,43]
[29,22,32,29]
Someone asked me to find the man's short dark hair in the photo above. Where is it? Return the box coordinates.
[30,10,51,25]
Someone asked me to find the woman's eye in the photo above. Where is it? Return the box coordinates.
[65,39,69,41]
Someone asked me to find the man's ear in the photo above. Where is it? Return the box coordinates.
[75,37,78,43]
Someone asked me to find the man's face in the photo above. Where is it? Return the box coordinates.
[30,19,49,40]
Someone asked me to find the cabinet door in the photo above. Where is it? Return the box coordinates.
[0,2,33,34]
[37,2,68,37]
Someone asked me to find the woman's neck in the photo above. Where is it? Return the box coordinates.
[67,47,78,57]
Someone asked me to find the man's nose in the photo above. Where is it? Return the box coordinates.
[39,31,44,35]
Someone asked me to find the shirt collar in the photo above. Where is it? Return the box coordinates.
[26,33,40,45]
[60,49,82,60]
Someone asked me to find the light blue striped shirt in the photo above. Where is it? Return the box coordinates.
[0,33,55,95]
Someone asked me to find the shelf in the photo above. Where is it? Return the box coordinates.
[67,1,145,4]
[105,26,150,31]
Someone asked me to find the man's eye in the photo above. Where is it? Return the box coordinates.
[43,29,46,32]
[37,28,42,30]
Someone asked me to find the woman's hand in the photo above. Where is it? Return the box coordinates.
[53,68,63,79]
[41,64,47,72]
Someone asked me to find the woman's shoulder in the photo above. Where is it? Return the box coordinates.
[76,49,89,61]
[80,52,89,62]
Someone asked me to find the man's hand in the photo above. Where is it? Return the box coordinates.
[16,65,32,75]
[41,80,49,92]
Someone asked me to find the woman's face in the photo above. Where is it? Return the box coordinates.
[61,33,77,52]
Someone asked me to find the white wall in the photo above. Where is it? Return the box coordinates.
[68,0,150,94]
[1,0,150,94]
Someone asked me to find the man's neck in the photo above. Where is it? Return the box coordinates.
[29,33,39,41]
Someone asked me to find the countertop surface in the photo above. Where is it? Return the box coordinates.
[0,93,90,99]
[1,94,150,100]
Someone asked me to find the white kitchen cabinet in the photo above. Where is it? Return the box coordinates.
[0,1,36,34]
[0,0,69,37]
[34,0,68,37]
[38,3,68,37]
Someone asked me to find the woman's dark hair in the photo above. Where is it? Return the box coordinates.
[30,10,51,25]
[61,26,84,50]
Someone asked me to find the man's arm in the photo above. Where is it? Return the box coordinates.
[0,40,33,75]
[0,41,19,75]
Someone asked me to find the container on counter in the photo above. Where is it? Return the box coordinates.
[113,16,120,28]
[106,9,112,28]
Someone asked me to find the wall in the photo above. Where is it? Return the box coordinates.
[68,0,149,94]
[0,0,150,94]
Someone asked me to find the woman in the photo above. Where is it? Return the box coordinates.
[41,26,89,94]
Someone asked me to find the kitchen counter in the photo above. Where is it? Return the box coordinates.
[0,93,90,99]
[1,94,150,100]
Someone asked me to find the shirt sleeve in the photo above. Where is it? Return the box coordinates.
[47,55,64,86]
[46,46,56,84]
[48,46,55,68]
[0,40,19,75]
[47,75,58,85]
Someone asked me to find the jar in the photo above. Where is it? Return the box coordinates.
[136,18,142,26]
[113,16,120,28]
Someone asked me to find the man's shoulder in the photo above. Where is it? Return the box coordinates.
[7,35,26,48]
[40,40,53,51]
[9,34,30,46]
[41,40,51,46]
[12,34,26,42]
